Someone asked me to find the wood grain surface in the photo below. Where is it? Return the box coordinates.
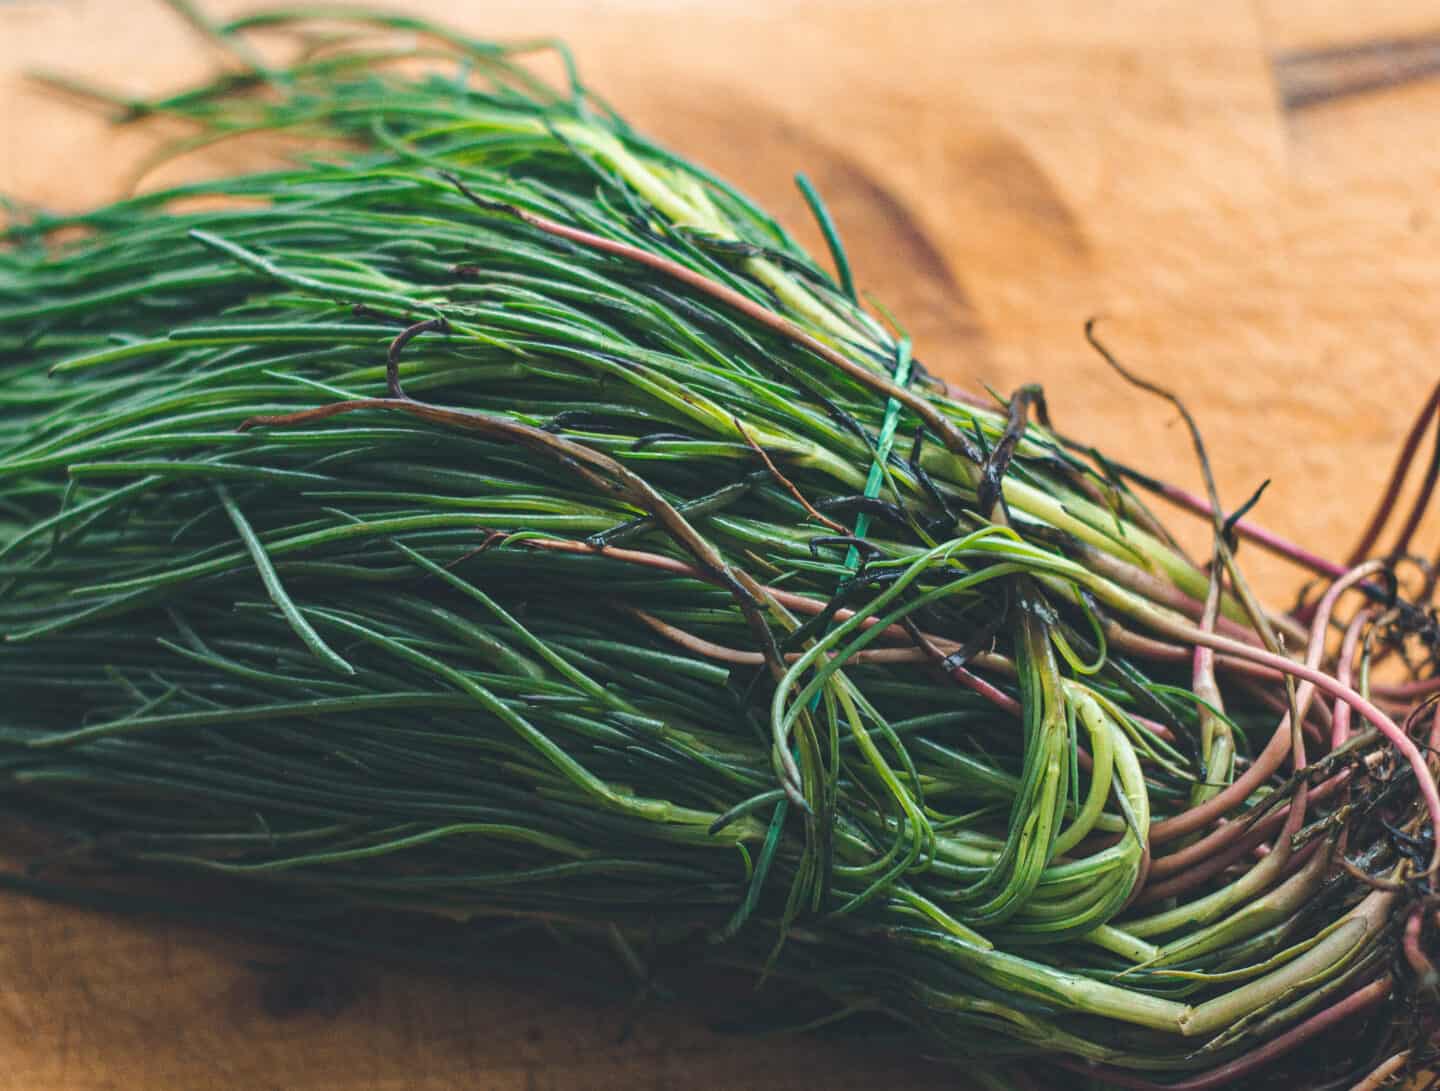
[5,1,1440,1087]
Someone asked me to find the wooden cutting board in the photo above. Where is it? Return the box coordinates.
[4,1,1440,1087]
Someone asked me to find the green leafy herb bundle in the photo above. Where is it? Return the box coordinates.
[2,8,1437,1088]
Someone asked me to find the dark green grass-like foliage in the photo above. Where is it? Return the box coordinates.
[2,8,1437,1088]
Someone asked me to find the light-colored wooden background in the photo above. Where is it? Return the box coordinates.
[5,1,1440,1087]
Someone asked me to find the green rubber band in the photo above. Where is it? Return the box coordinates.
[846,337,913,571]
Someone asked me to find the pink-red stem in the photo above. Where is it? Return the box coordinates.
[1064,975,1392,1091]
